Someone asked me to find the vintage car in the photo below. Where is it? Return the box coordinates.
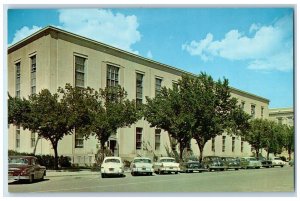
[271,157,285,167]
[153,157,180,174]
[240,157,262,169]
[180,161,207,173]
[220,157,241,170]
[289,159,294,167]
[100,157,125,178]
[202,156,226,171]
[257,156,273,168]
[130,157,154,176]
[8,156,46,183]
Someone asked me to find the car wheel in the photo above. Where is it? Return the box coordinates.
[101,173,106,178]
[235,168,239,171]
[175,171,178,174]
[28,175,34,183]
[281,165,284,168]
[149,172,153,176]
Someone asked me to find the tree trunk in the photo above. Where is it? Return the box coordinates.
[179,142,184,162]
[288,149,291,161]
[33,136,41,155]
[195,139,204,163]
[255,148,259,158]
[51,141,59,170]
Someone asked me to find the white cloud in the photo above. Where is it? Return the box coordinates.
[182,15,293,72]
[9,9,141,54]
[146,50,153,59]
[9,25,42,46]
[58,9,141,54]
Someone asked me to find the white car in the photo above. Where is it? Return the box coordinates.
[272,157,285,167]
[130,157,154,176]
[100,157,125,178]
[153,157,180,174]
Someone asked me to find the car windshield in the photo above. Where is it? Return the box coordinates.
[225,157,235,161]
[105,158,120,163]
[134,159,151,163]
[9,158,29,165]
[274,157,281,160]
[249,158,257,161]
[160,158,175,163]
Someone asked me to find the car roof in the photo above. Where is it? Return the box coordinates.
[133,157,151,160]
[104,157,121,160]
[159,157,175,159]
[9,155,36,159]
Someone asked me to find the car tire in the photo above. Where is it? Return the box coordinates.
[281,165,284,168]
[28,175,34,183]
[149,172,153,176]
[235,168,239,170]
[175,171,178,174]
[101,173,106,178]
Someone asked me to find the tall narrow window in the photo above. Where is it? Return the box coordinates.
[232,137,235,152]
[16,126,20,148]
[155,129,161,150]
[75,56,85,88]
[107,64,119,87]
[30,55,36,94]
[136,127,143,150]
[241,101,245,110]
[15,62,21,98]
[75,131,84,148]
[251,104,256,119]
[155,77,162,96]
[211,138,215,152]
[136,73,143,105]
[261,106,264,118]
[222,136,226,152]
[241,137,244,153]
[31,132,36,148]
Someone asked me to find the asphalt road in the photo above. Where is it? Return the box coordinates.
[7,166,295,194]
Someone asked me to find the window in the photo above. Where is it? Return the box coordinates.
[251,104,256,119]
[155,77,162,96]
[15,62,21,98]
[241,137,244,153]
[222,136,226,152]
[16,126,20,148]
[277,117,283,125]
[136,127,143,150]
[30,55,36,94]
[241,101,245,110]
[136,73,144,105]
[75,131,84,148]
[261,106,264,118]
[155,129,161,150]
[75,56,86,88]
[232,137,235,152]
[107,64,119,87]
[31,132,35,148]
[211,137,215,152]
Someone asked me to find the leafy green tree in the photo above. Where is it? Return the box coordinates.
[144,86,193,162]
[59,84,141,156]
[282,125,294,160]
[8,90,73,169]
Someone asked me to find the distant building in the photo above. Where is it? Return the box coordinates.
[8,26,270,165]
[269,108,294,127]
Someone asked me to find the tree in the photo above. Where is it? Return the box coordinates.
[144,86,193,162]
[8,90,74,169]
[282,125,294,160]
[179,73,246,162]
[59,84,141,159]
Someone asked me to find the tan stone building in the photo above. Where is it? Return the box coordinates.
[8,26,270,165]
[269,108,294,127]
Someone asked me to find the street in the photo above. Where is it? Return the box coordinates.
[8,166,294,193]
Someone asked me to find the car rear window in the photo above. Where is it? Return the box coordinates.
[9,158,29,164]
[160,158,175,163]
[134,159,151,163]
[105,158,120,163]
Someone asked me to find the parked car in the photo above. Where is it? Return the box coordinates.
[202,156,226,171]
[130,157,154,176]
[257,157,272,168]
[271,157,285,167]
[153,157,180,174]
[288,159,294,167]
[8,156,46,183]
[180,161,206,173]
[100,157,125,178]
[220,157,241,170]
[240,157,262,169]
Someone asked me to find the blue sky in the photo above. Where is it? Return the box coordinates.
[7,7,294,109]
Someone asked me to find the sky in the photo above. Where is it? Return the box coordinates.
[7,7,294,109]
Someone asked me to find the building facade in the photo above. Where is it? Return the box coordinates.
[269,108,294,127]
[8,26,270,165]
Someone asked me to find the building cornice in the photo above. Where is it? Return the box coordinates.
[8,25,270,104]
